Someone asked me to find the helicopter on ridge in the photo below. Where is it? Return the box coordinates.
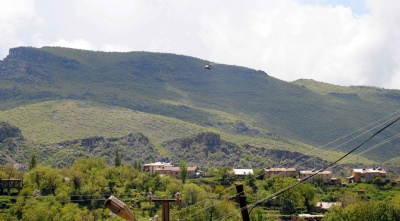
[205,64,212,70]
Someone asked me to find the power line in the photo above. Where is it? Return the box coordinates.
[215,117,400,221]
[174,111,400,219]
[216,132,400,221]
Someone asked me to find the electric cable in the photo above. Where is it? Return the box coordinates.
[174,111,400,219]
[215,131,400,221]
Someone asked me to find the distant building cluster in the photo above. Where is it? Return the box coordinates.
[346,168,387,183]
[143,162,389,186]
[142,162,199,179]
[264,168,296,178]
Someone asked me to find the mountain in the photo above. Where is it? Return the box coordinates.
[0,46,399,163]
[0,120,368,176]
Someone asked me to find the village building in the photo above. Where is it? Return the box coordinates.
[233,169,253,179]
[299,171,332,184]
[315,202,342,213]
[155,166,199,179]
[298,214,323,221]
[143,162,172,175]
[346,168,387,183]
[264,168,296,178]
[0,179,23,195]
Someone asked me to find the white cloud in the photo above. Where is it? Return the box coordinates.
[0,0,38,56]
[46,39,95,51]
[0,0,399,89]
[198,0,400,89]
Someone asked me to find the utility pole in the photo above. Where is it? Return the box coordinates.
[235,183,250,221]
[209,202,214,221]
[148,192,180,221]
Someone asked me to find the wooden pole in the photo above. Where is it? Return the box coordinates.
[151,198,179,221]
[235,183,250,221]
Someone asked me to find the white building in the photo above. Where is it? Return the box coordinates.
[233,169,254,179]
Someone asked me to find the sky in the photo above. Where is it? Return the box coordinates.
[1,0,399,89]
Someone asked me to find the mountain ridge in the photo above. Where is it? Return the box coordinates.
[1,46,399,162]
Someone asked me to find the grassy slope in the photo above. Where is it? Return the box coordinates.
[1,47,399,162]
[0,99,374,164]
[0,100,208,144]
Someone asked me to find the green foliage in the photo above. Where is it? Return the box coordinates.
[180,161,188,184]
[2,158,400,220]
[324,201,400,221]
[373,176,384,185]
[114,147,121,167]
[217,166,234,185]
[29,153,37,170]
[24,165,62,195]
[181,183,207,206]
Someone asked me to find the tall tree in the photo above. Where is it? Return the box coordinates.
[133,161,138,170]
[180,161,188,184]
[114,147,121,167]
[138,161,142,171]
[29,153,37,170]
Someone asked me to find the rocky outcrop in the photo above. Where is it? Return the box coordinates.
[51,133,160,167]
[162,132,330,169]
[0,122,22,142]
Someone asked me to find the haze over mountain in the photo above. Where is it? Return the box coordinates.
[0,46,399,165]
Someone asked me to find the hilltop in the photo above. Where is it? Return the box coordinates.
[0,46,399,164]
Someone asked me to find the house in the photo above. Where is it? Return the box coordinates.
[299,171,332,184]
[233,169,253,179]
[264,168,296,178]
[330,177,341,185]
[187,166,200,178]
[315,202,342,213]
[155,166,180,178]
[298,214,323,221]
[0,179,23,195]
[346,168,387,183]
[155,166,199,179]
[143,162,173,175]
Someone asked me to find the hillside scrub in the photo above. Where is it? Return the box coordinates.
[1,157,400,220]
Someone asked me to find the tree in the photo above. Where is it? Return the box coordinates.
[299,183,316,213]
[3,163,16,179]
[25,166,62,195]
[22,198,60,221]
[217,166,234,184]
[272,177,302,213]
[182,183,207,206]
[373,176,384,186]
[60,203,95,221]
[29,153,37,170]
[114,147,121,167]
[180,161,188,184]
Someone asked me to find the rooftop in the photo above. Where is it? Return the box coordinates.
[300,171,332,175]
[233,169,254,175]
[353,168,386,173]
[265,168,296,172]
[143,162,172,167]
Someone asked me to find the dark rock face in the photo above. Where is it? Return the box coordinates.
[51,133,160,167]
[162,132,330,169]
[0,122,22,142]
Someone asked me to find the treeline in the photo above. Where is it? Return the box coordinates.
[1,157,400,220]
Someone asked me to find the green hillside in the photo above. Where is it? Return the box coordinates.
[0,100,209,144]
[0,46,399,162]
